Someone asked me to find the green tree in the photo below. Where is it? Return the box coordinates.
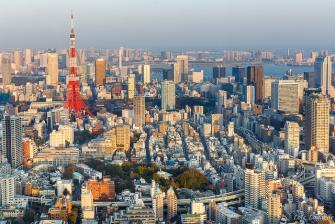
[175,169,210,190]
[63,163,76,179]
[75,130,94,144]
[23,210,35,223]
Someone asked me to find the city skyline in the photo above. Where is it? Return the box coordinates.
[1,0,335,50]
[2,1,335,223]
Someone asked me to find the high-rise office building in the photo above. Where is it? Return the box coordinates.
[119,47,123,69]
[264,77,276,98]
[137,64,143,76]
[304,72,317,88]
[163,68,173,81]
[267,193,282,224]
[134,96,145,127]
[284,121,300,157]
[247,65,264,102]
[217,90,228,113]
[95,58,106,86]
[304,93,330,153]
[176,55,189,81]
[211,114,223,136]
[314,56,334,98]
[1,57,11,85]
[77,63,87,84]
[39,53,48,68]
[213,66,226,80]
[115,125,130,152]
[246,85,255,106]
[295,51,303,64]
[232,66,246,83]
[2,115,23,168]
[161,80,175,110]
[46,53,59,86]
[271,80,299,114]
[77,49,86,65]
[143,64,151,84]
[172,63,181,83]
[153,191,165,220]
[13,50,22,72]
[25,49,32,65]
[244,169,266,209]
[167,187,177,221]
[128,74,136,100]
[0,174,15,207]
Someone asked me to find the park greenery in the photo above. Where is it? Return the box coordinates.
[74,130,95,144]
[85,159,213,193]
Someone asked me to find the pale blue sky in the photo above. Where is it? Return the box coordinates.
[1,0,334,50]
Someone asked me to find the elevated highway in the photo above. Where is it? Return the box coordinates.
[72,189,244,207]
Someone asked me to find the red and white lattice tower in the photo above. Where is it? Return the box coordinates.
[64,13,92,117]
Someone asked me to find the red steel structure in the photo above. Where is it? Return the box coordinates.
[64,13,92,117]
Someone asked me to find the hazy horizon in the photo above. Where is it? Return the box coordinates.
[1,0,335,50]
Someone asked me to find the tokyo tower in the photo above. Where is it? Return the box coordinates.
[64,13,92,117]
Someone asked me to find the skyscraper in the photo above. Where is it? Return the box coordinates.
[217,90,227,113]
[1,57,11,86]
[46,53,59,86]
[128,74,135,100]
[176,55,189,81]
[304,71,317,88]
[304,93,330,153]
[284,121,300,157]
[77,48,86,65]
[134,96,145,127]
[152,191,165,220]
[267,193,282,224]
[314,56,334,98]
[172,63,181,83]
[247,65,264,102]
[167,186,177,221]
[78,64,87,83]
[13,50,22,72]
[244,169,266,209]
[213,66,226,80]
[95,58,106,86]
[264,77,276,98]
[271,80,299,114]
[161,80,175,110]
[115,125,130,152]
[232,66,246,83]
[2,115,23,168]
[246,85,255,106]
[25,49,32,65]
[0,174,15,207]
[119,47,123,70]
[143,64,150,84]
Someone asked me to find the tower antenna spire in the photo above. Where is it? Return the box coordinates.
[70,10,74,34]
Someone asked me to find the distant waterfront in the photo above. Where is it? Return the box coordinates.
[152,63,316,81]
[193,63,314,81]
